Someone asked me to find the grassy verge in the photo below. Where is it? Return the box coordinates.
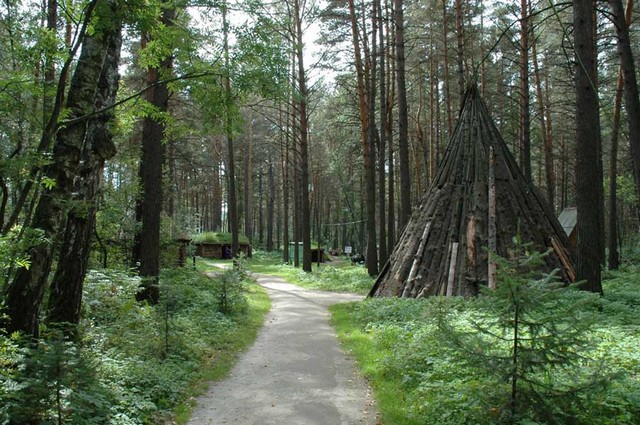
[243,250,374,295]
[330,271,640,425]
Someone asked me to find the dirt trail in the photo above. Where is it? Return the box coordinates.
[186,274,378,425]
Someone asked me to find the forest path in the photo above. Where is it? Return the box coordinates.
[186,274,378,425]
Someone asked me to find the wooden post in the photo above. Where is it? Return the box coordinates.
[402,222,432,297]
[446,242,459,296]
[488,146,497,289]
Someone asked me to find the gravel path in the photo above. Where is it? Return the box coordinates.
[186,274,378,425]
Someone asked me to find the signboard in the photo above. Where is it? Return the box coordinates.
[344,246,352,254]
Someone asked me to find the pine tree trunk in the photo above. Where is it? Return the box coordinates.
[573,0,604,293]
[280,99,290,263]
[222,1,239,257]
[442,0,453,138]
[377,0,388,266]
[244,113,254,243]
[135,4,175,304]
[454,0,465,107]
[395,0,411,230]
[267,160,275,251]
[293,0,312,272]
[531,28,554,208]
[609,70,623,270]
[607,0,634,269]
[609,0,640,204]
[387,0,396,252]
[519,0,531,182]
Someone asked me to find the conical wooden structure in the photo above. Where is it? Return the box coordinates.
[370,85,574,298]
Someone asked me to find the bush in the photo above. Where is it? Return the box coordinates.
[0,266,265,424]
[331,246,640,424]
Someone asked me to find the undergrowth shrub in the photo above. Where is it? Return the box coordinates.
[0,265,258,424]
[335,246,640,424]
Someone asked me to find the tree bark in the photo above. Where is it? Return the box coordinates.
[442,0,453,138]
[222,1,239,258]
[454,0,465,106]
[531,25,554,208]
[607,0,634,269]
[519,0,532,182]
[135,4,175,304]
[573,0,604,294]
[377,0,388,266]
[609,0,640,204]
[47,15,122,328]
[348,0,378,276]
[395,0,411,230]
[294,0,312,272]
[609,69,623,270]
[267,159,275,251]
[2,1,118,336]
[387,0,396,253]
[243,116,254,243]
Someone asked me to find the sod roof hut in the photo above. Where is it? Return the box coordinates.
[370,85,574,298]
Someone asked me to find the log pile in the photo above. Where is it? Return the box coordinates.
[370,85,574,298]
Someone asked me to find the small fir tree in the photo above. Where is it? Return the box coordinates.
[436,236,608,424]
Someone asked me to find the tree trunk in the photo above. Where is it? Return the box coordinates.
[387,0,396,253]
[293,0,312,272]
[454,0,465,107]
[442,0,453,138]
[531,26,554,208]
[573,0,604,294]
[222,1,239,258]
[212,158,222,231]
[135,4,175,304]
[377,0,388,266]
[366,0,379,275]
[609,0,640,205]
[609,70,623,270]
[267,159,275,251]
[519,0,532,182]
[47,17,122,327]
[243,117,254,243]
[395,0,411,230]
[280,99,290,263]
[2,2,117,336]
[607,0,634,269]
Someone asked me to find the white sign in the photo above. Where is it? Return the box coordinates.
[344,246,352,254]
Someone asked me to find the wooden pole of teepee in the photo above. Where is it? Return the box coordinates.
[488,146,497,290]
[446,242,459,296]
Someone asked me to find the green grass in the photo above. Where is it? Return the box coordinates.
[174,281,270,424]
[330,270,640,425]
[331,302,414,425]
[245,250,374,294]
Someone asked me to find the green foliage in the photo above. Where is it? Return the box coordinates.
[0,226,48,280]
[433,241,610,424]
[246,251,374,294]
[331,251,640,425]
[1,267,269,424]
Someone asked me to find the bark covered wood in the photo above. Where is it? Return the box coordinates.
[370,85,573,298]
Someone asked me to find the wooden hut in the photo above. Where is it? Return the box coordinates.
[370,85,574,298]
[193,233,252,259]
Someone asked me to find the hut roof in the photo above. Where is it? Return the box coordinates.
[370,85,574,298]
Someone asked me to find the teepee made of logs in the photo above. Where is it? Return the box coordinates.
[370,85,574,298]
